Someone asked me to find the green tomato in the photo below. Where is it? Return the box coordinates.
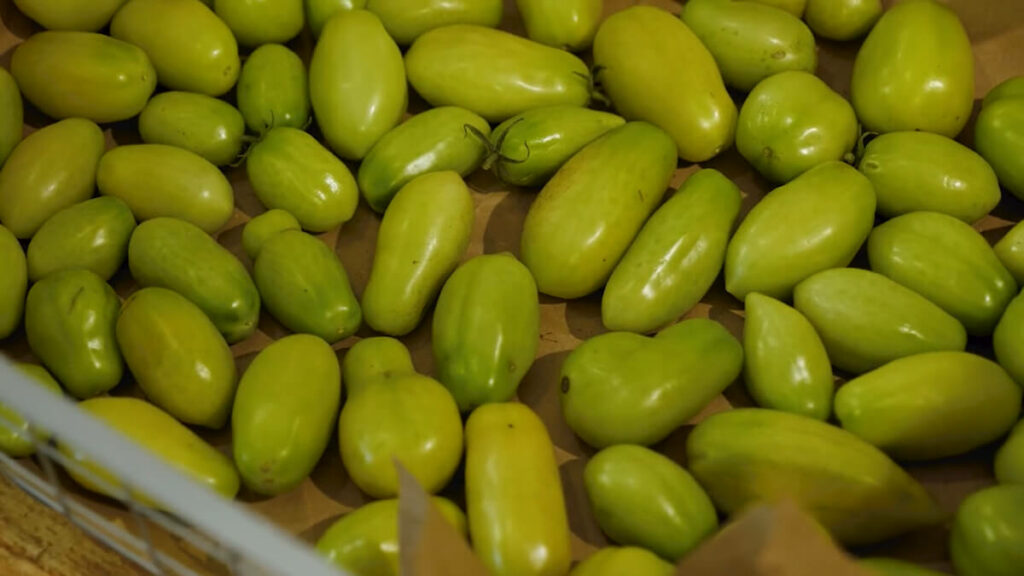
[0,68,23,169]
[139,92,245,166]
[432,253,539,412]
[516,0,602,51]
[358,106,490,213]
[11,31,155,123]
[994,289,1024,387]
[804,0,882,41]
[241,209,300,261]
[0,118,104,239]
[366,0,502,45]
[682,0,816,93]
[747,0,806,16]
[951,485,1024,576]
[215,0,304,46]
[975,96,1024,202]
[489,106,624,187]
[253,230,361,343]
[233,334,339,495]
[602,168,741,333]
[362,171,473,336]
[725,161,875,301]
[0,226,26,339]
[983,76,1024,108]
[310,9,406,160]
[858,131,1000,223]
[995,222,1024,287]
[687,408,943,546]
[111,0,240,97]
[835,352,1021,461]
[342,336,415,398]
[570,547,675,576]
[306,0,366,37]
[593,6,735,162]
[236,44,309,134]
[128,217,260,343]
[561,318,743,448]
[737,71,858,183]
[12,0,128,31]
[859,558,947,576]
[246,127,358,232]
[995,420,1024,485]
[744,292,833,421]
[0,363,62,458]
[868,211,1017,336]
[26,269,123,399]
[27,197,136,282]
[794,268,967,374]
[117,287,236,428]
[851,0,974,137]
[584,445,717,561]
[521,122,676,299]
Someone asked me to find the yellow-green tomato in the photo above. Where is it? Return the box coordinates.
[995,421,1024,485]
[111,0,240,97]
[358,106,490,213]
[0,226,26,339]
[593,6,735,162]
[246,127,358,232]
[405,25,589,123]
[996,222,1024,287]
[466,403,571,576]
[253,230,361,343]
[27,197,136,282]
[868,211,1017,336]
[860,558,948,576]
[307,0,367,37]
[951,485,1024,576]
[341,336,414,398]
[233,334,339,495]
[851,0,974,137]
[117,287,236,428]
[975,95,1024,201]
[748,0,806,16]
[489,106,625,187]
[682,0,816,93]
[139,92,244,166]
[725,161,875,301]
[97,144,235,234]
[794,268,967,374]
[584,445,717,561]
[0,363,62,457]
[432,253,539,412]
[128,217,260,343]
[602,169,741,333]
[215,0,304,46]
[984,76,1024,108]
[366,0,502,45]
[570,547,675,576]
[804,0,882,41]
[65,397,239,504]
[310,10,406,160]
[316,497,467,575]
[835,352,1021,461]
[516,0,602,51]
[241,209,300,261]
[686,408,942,546]
[236,43,309,134]
[0,68,22,168]
[744,293,833,420]
[0,118,104,239]
[561,318,743,448]
[521,122,676,299]
[362,171,473,336]
[11,31,156,123]
[858,132,1000,223]
[12,0,128,31]
[994,289,1024,387]
[25,270,122,399]
[737,71,858,183]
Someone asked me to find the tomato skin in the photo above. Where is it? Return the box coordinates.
[804,0,882,41]
[0,364,62,457]
[851,0,974,137]
[995,420,1024,485]
[975,97,1024,202]
[993,289,1024,388]
[367,0,503,45]
[307,0,366,37]
[27,197,136,282]
[570,547,675,576]
[859,558,947,576]
[0,226,26,339]
[983,76,1024,108]
[139,92,245,166]
[516,0,602,51]
[214,0,304,46]
[13,0,128,31]
[593,6,735,162]
[236,44,309,134]
[241,209,300,261]
[748,0,806,17]
[951,485,1024,576]
[0,68,22,169]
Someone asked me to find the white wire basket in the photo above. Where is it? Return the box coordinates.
[0,355,346,576]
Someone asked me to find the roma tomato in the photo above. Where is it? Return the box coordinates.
[994,289,1024,387]
[737,71,858,183]
[241,209,300,261]
[236,44,309,134]
[139,92,245,166]
[111,0,240,97]
[804,0,882,41]
[0,364,62,457]
[851,0,974,137]
[11,31,155,122]
[215,0,304,46]
[0,226,26,339]
[521,122,676,299]
[0,68,22,168]
[983,76,1024,108]
[27,197,136,282]
[13,0,127,31]
[748,0,805,16]
[860,558,947,576]
[516,0,602,51]
[570,547,675,576]
[975,96,1024,201]
[725,161,875,300]
[995,420,1024,485]
[367,0,502,45]
[593,6,735,162]
[307,0,366,37]
[995,222,1024,287]
[310,10,406,160]
[0,118,104,239]
[951,485,1024,576]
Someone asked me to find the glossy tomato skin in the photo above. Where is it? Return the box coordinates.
[111,0,240,96]
[310,10,406,160]
[215,0,304,46]
[241,209,300,261]
[516,0,602,51]
[0,226,26,339]
[995,221,1024,286]
[27,197,136,282]
[236,44,309,134]
[307,0,366,37]
[569,547,675,576]
[13,0,128,31]
[993,289,1024,387]
[804,0,882,41]
[995,420,1024,485]
[0,68,22,168]
[748,0,806,16]
[405,25,590,123]
[951,485,1024,576]
[851,0,974,137]
[983,76,1024,108]
[367,0,502,45]
[139,92,245,166]
[975,96,1024,202]
[593,6,735,162]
